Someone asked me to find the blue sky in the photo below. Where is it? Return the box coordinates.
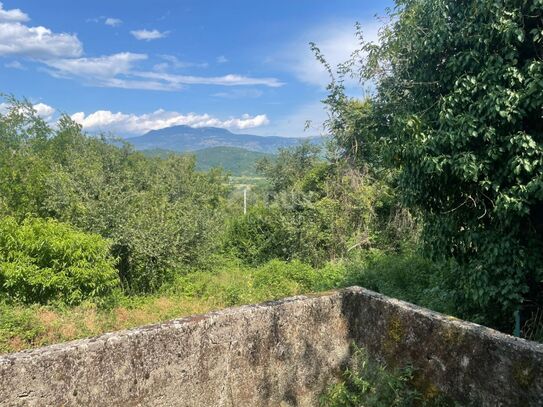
[0,1,392,137]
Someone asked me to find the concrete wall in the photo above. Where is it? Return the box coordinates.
[0,287,542,406]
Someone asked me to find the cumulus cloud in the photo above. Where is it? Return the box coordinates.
[0,4,281,92]
[216,55,228,64]
[0,101,55,121]
[104,17,122,27]
[0,3,81,59]
[0,2,28,22]
[130,29,168,41]
[0,22,82,58]
[33,102,55,120]
[71,109,269,134]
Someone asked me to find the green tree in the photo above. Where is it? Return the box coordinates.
[0,98,229,294]
[256,141,321,198]
[335,0,543,328]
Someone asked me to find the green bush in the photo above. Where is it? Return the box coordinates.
[165,257,347,306]
[252,259,347,300]
[0,216,119,305]
[320,346,460,407]
[224,204,287,265]
[346,251,457,316]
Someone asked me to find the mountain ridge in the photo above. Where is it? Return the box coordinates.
[125,124,321,154]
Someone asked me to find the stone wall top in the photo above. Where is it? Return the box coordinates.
[0,287,541,406]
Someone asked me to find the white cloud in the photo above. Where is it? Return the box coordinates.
[104,17,122,27]
[0,22,82,59]
[87,16,122,26]
[0,4,281,92]
[71,109,269,134]
[135,71,283,88]
[33,102,55,120]
[4,60,24,69]
[0,2,29,22]
[212,89,263,99]
[41,52,281,91]
[88,77,177,91]
[43,53,178,91]
[275,20,381,88]
[216,55,228,64]
[130,29,168,41]
[0,101,55,121]
[43,52,147,79]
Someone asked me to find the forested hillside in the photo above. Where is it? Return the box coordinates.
[143,146,273,176]
[0,0,542,366]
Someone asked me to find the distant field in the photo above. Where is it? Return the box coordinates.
[229,175,267,189]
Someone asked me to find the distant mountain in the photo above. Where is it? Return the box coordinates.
[125,125,321,154]
[142,146,273,176]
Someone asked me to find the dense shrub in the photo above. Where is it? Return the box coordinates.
[168,257,346,304]
[320,346,459,407]
[0,102,229,294]
[253,259,320,299]
[0,216,119,305]
[345,250,457,316]
[225,142,412,267]
[224,204,287,265]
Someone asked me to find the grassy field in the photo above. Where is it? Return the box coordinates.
[0,258,345,354]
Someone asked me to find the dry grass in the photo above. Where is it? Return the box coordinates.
[0,260,346,354]
[0,296,221,354]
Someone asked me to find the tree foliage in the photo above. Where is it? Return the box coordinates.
[330,0,543,328]
[226,143,412,266]
[0,99,229,294]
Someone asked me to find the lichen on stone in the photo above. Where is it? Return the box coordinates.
[512,360,536,389]
[382,314,405,359]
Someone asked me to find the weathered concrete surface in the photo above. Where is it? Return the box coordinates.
[0,294,351,407]
[341,289,543,406]
[0,287,542,406]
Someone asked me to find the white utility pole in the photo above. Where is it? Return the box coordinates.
[243,188,247,215]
